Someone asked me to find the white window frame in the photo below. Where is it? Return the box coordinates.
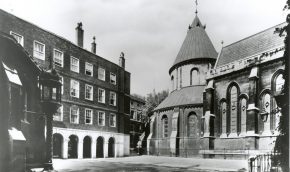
[53,105,63,121]
[70,56,79,73]
[33,40,45,60]
[53,49,64,67]
[85,108,93,125]
[85,62,93,76]
[98,111,105,126]
[110,72,116,85]
[98,67,106,81]
[109,91,117,106]
[85,84,93,101]
[109,113,116,127]
[70,79,79,98]
[70,106,79,124]
[10,31,24,46]
[98,88,105,103]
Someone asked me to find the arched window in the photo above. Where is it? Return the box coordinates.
[260,92,272,132]
[188,112,198,137]
[271,71,284,131]
[230,86,238,133]
[227,83,239,134]
[273,73,285,95]
[171,75,174,91]
[190,68,199,85]
[240,97,247,133]
[161,115,168,138]
[220,101,227,134]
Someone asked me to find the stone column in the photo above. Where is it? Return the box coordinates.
[91,138,96,158]
[44,113,53,170]
[170,108,179,156]
[203,80,215,137]
[78,139,83,159]
[104,141,108,158]
[62,138,68,159]
[246,66,259,136]
[114,141,117,158]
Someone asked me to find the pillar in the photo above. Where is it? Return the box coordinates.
[246,66,259,136]
[114,141,117,158]
[203,80,215,137]
[62,138,68,159]
[44,113,53,170]
[202,80,215,151]
[104,141,108,158]
[91,138,96,158]
[78,139,83,159]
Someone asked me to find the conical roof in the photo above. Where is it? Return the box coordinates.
[171,15,217,70]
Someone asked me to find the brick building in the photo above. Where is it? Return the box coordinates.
[147,12,286,159]
[0,31,47,171]
[0,9,131,159]
[129,95,147,154]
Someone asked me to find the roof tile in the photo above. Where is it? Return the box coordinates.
[216,23,286,67]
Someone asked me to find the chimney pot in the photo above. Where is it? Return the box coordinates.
[91,36,96,54]
[119,52,125,69]
[76,22,84,48]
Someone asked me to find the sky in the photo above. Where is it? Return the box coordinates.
[0,0,287,96]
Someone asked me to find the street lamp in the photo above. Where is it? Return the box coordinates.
[39,68,62,171]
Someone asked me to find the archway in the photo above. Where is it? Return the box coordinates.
[53,133,63,158]
[68,135,78,158]
[83,136,91,158]
[96,137,104,158]
[108,137,115,158]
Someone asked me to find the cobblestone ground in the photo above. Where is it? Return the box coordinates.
[52,156,248,172]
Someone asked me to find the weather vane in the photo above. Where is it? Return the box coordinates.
[195,0,198,14]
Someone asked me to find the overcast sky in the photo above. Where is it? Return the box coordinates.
[0,0,287,96]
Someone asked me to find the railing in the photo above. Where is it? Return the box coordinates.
[146,147,257,159]
[248,152,281,172]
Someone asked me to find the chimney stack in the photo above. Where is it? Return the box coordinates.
[76,22,84,48]
[91,36,96,54]
[119,52,125,69]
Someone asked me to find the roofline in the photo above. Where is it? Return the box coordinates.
[154,103,203,111]
[169,57,216,74]
[130,95,146,103]
[214,47,223,69]
[222,22,286,49]
[0,8,129,72]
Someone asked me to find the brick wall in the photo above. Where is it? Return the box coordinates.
[0,9,130,134]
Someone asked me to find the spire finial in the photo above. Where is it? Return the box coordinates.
[195,0,198,14]
[221,40,224,48]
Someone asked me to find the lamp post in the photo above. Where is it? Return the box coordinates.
[39,69,61,171]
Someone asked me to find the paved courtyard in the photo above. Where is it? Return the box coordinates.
[52,156,248,172]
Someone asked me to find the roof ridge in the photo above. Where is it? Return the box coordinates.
[223,22,286,49]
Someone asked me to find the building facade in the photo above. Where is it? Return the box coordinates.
[0,31,46,171]
[129,95,147,154]
[0,9,131,159]
[147,12,285,159]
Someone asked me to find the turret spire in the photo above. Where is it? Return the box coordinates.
[195,0,198,15]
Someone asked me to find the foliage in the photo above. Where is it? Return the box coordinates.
[144,89,169,117]
[273,0,289,171]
